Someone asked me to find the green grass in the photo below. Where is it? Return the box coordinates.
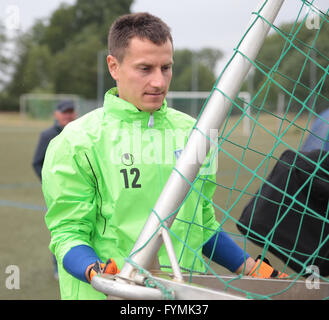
[0,113,59,299]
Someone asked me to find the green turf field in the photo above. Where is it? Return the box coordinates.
[0,111,306,299]
[0,113,59,299]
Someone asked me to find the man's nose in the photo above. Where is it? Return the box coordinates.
[150,69,165,88]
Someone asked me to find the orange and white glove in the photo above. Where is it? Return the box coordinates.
[248,256,288,279]
[85,259,120,283]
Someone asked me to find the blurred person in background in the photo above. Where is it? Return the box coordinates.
[32,100,77,279]
[32,101,77,180]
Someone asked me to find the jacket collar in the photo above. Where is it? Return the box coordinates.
[103,87,168,127]
[54,120,63,133]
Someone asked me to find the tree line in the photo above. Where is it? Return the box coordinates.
[251,19,329,113]
[1,1,327,113]
[0,0,222,111]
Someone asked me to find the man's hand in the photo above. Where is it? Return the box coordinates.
[85,259,119,283]
[247,255,288,279]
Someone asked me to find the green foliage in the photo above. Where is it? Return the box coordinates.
[253,19,329,113]
[3,21,52,103]
[22,44,54,93]
[41,4,78,54]
[1,0,221,111]
[53,25,103,98]
[171,48,222,91]
[0,23,11,87]
[2,0,133,111]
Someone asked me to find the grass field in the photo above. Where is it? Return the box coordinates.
[0,111,308,299]
[0,113,59,299]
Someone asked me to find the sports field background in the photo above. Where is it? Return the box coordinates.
[0,111,306,299]
[0,113,59,299]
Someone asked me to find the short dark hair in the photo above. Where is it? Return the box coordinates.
[108,12,173,62]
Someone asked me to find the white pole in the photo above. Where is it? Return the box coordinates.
[116,0,285,282]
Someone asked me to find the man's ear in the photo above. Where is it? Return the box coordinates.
[107,55,119,80]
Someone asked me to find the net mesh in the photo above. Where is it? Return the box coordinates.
[126,0,329,299]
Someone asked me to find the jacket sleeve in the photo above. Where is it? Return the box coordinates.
[32,131,52,180]
[199,147,220,241]
[42,134,98,265]
[201,172,220,242]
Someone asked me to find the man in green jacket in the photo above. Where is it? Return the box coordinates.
[42,12,287,300]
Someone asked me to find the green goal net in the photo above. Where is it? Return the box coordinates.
[93,0,329,300]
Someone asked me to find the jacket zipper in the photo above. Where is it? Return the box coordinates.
[148,112,154,128]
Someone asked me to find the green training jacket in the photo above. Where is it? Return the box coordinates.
[42,87,219,299]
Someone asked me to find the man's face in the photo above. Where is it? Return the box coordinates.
[107,37,173,112]
[54,109,77,127]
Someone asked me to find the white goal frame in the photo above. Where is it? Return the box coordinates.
[19,93,80,118]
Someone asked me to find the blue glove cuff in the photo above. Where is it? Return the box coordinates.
[63,245,101,283]
[202,230,250,273]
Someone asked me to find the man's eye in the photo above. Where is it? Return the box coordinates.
[162,65,172,71]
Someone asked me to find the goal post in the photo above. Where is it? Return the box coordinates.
[19,93,81,119]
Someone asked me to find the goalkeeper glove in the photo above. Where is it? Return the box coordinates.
[247,256,288,279]
[86,259,119,283]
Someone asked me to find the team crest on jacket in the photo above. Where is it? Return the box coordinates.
[121,153,134,166]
